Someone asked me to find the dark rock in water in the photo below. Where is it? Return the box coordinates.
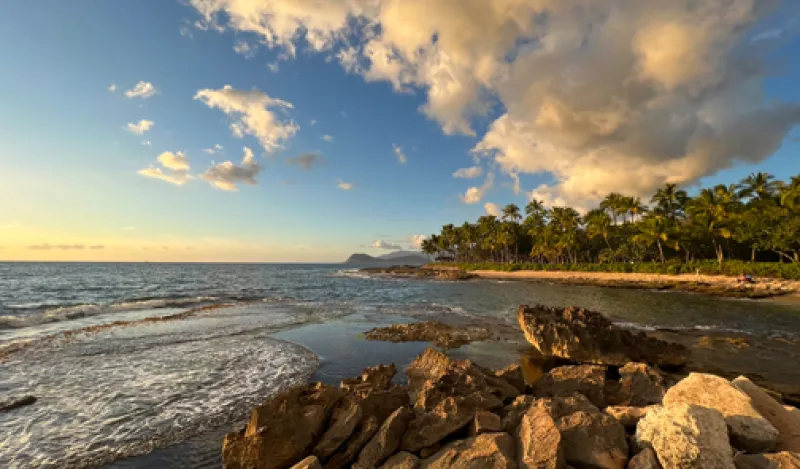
[0,395,36,412]
[355,407,412,468]
[222,383,342,469]
[533,364,607,408]
[364,322,491,349]
[517,304,690,369]
[734,452,800,469]
[612,363,666,406]
[419,432,516,469]
[433,270,476,281]
[341,363,397,397]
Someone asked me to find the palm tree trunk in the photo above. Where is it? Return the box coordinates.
[751,246,756,262]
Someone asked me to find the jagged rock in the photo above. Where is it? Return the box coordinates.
[312,399,363,460]
[557,410,629,469]
[518,405,565,469]
[0,395,36,412]
[636,403,735,469]
[501,395,536,433]
[664,373,779,453]
[364,322,490,349]
[604,406,653,431]
[495,364,527,393]
[434,269,476,281]
[533,364,607,407]
[359,387,412,423]
[401,397,477,452]
[733,376,800,452]
[290,456,322,469]
[380,452,420,469]
[517,305,689,368]
[614,363,666,406]
[341,363,397,397]
[355,407,412,468]
[419,444,441,459]
[628,448,660,469]
[536,393,600,419]
[326,415,381,469]
[223,383,342,469]
[734,452,800,469]
[419,432,516,469]
[468,410,502,436]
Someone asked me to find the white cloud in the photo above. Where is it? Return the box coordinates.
[125,81,157,99]
[453,166,482,179]
[484,202,501,217]
[322,134,334,142]
[461,173,494,205]
[194,85,299,153]
[337,180,354,191]
[409,234,427,249]
[141,140,152,146]
[267,62,280,73]
[392,144,407,164]
[108,84,117,93]
[287,152,324,170]
[204,143,225,154]
[138,151,192,186]
[202,146,263,191]
[371,240,401,250]
[125,119,154,135]
[309,119,317,126]
[234,40,258,58]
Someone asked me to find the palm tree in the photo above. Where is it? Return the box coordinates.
[688,187,738,264]
[585,209,613,252]
[651,183,689,220]
[600,193,623,224]
[502,204,522,222]
[634,216,675,263]
[738,172,780,201]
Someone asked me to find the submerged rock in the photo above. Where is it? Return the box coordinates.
[419,432,516,469]
[533,364,607,407]
[664,373,779,453]
[364,322,491,349]
[733,452,800,469]
[732,376,800,452]
[0,395,36,412]
[517,304,689,368]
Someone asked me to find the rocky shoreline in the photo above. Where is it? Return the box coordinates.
[222,304,800,469]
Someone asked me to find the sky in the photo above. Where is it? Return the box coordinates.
[1,0,800,262]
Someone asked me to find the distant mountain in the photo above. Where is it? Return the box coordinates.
[344,252,430,265]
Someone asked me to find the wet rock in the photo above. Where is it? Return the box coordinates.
[517,405,565,469]
[533,364,607,407]
[517,305,689,368]
[341,363,397,397]
[290,456,322,469]
[223,383,342,469]
[627,448,660,469]
[326,415,381,469]
[733,452,800,469]
[495,364,527,394]
[364,322,491,349]
[380,452,420,469]
[468,410,502,436]
[604,406,653,431]
[636,403,735,469]
[614,363,666,406]
[732,376,800,452]
[355,407,412,468]
[0,395,36,412]
[419,432,516,469]
[312,399,363,460]
[401,397,477,452]
[557,410,629,469]
[664,373,779,453]
[501,395,536,433]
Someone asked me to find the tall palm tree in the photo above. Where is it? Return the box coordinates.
[502,203,522,222]
[629,197,649,223]
[633,216,675,263]
[651,183,689,220]
[688,187,737,264]
[600,193,623,224]
[738,172,780,201]
[585,209,613,252]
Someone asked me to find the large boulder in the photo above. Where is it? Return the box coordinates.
[223,383,342,469]
[613,363,666,406]
[419,432,516,469]
[380,452,420,469]
[312,399,362,460]
[401,397,477,452]
[355,407,412,468]
[517,305,689,368]
[664,373,779,453]
[733,452,800,469]
[636,403,735,469]
[732,376,800,452]
[533,364,607,407]
[628,448,660,469]
[517,405,565,469]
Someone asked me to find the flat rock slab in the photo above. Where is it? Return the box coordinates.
[419,432,516,469]
[355,407,411,468]
[364,322,491,349]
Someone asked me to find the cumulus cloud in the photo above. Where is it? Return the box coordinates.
[125,119,154,135]
[453,166,482,179]
[267,62,280,73]
[204,143,225,154]
[202,146,263,191]
[337,180,354,191]
[322,134,334,142]
[234,40,258,58]
[287,152,325,170]
[409,234,427,249]
[484,203,501,217]
[125,81,157,99]
[371,240,401,250]
[187,0,800,209]
[392,144,407,164]
[138,151,193,186]
[141,140,152,146]
[461,173,494,205]
[108,84,117,92]
[194,85,299,153]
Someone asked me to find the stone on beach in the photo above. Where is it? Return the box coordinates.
[401,397,476,452]
[355,407,412,468]
[627,448,661,469]
[664,373,779,453]
[419,432,516,469]
[533,364,607,407]
[614,362,667,406]
[380,452,420,469]
[733,452,800,469]
[290,456,322,469]
[341,363,397,397]
[326,415,382,469]
[604,405,653,430]
[495,363,527,394]
[468,410,502,436]
[517,404,565,469]
[501,394,536,433]
[732,376,800,452]
[312,398,362,459]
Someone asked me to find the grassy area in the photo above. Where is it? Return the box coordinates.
[448,260,800,280]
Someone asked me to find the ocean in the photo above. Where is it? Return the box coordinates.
[2,262,800,468]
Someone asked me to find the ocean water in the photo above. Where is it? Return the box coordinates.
[2,262,800,468]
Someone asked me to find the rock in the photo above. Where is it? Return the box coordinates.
[495,364,527,394]
[628,448,660,469]
[614,363,666,406]
[469,410,502,436]
[290,456,322,469]
[0,395,36,412]
[364,322,490,349]
[533,364,607,407]
[312,399,363,460]
[355,407,412,468]
[732,376,800,452]
[419,432,516,469]
[380,452,420,469]
[664,373,779,453]
[223,383,342,469]
[359,387,412,424]
[734,452,800,469]
[636,403,735,469]
[326,415,381,469]
[341,363,397,397]
[401,397,477,452]
[604,406,653,431]
[557,410,629,469]
[501,395,536,433]
[518,405,565,469]
[419,444,441,459]
[536,393,600,420]
[517,305,689,368]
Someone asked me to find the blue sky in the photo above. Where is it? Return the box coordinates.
[1,1,799,262]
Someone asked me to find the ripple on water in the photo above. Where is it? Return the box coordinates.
[0,305,320,469]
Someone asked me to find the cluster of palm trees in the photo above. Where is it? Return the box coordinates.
[421,172,800,265]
